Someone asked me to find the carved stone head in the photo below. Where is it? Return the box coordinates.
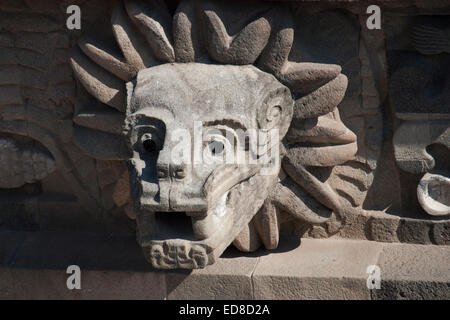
[70,0,358,269]
[123,63,293,267]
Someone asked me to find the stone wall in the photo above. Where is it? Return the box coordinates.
[0,0,449,274]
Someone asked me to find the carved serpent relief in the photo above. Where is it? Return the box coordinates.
[66,0,381,269]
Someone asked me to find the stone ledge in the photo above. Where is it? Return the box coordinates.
[0,231,448,299]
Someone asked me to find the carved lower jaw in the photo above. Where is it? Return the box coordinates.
[137,173,276,269]
[138,209,230,269]
[145,238,213,269]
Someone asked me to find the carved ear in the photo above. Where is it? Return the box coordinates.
[257,84,293,140]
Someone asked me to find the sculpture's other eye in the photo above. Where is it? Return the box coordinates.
[141,133,162,153]
[209,140,225,155]
[203,125,239,159]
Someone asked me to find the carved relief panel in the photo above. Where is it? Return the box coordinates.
[0,0,448,269]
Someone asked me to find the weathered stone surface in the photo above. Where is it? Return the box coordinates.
[15,32,53,54]
[368,213,401,243]
[385,14,450,207]
[393,120,450,174]
[73,106,125,134]
[112,170,132,208]
[281,63,342,96]
[70,47,127,112]
[397,219,432,245]
[2,231,449,299]
[0,66,47,89]
[166,250,258,299]
[201,5,271,65]
[388,51,450,115]
[78,35,138,81]
[335,208,370,240]
[124,0,175,63]
[5,231,149,270]
[173,0,206,62]
[269,181,332,225]
[432,221,450,245]
[111,1,155,69]
[0,12,60,33]
[73,125,130,160]
[1,268,166,300]
[0,31,14,47]
[282,160,341,212]
[0,137,56,188]
[286,142,357,167]
[253,200,280,250]
[411,19,450,55]
[286,114,356,144]
[293,74,348,120]
[373,242,450,300]
[0,231,27,266]
[232,218,262,252]
[0,86,22,106]
[372,280,450,300]
[253,238,383,299]
[328,165,372,208]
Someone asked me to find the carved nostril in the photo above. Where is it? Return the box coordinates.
[175,168,186,179]
[157,169,167,179]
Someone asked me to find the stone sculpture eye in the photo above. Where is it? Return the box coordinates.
[209,140,225,155]
[143,139,158,153]
[204,125,238,158]
[141,133,161,153]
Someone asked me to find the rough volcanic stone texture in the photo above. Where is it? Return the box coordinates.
[165,248,259,300]
[397,219,433,244]
[0,268,166,300]
[368,213,400,243]
[432,221,450,245]
[373,242,450,299]
[252,238,383,299]
[1,232,449,299]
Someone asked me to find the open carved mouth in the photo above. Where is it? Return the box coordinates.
[137,166,277,269]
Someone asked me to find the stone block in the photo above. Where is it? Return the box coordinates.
[337,208,370,240]
[377,242,450,283]
[0,231,166,299]
[1,268,166,300]
[397,219,432,244]
[253,238,384,299]
[11,231,151,271]
[368,213,400,243]
[373,242,450,299]
[432,222,450,245]
[166,248,259,300]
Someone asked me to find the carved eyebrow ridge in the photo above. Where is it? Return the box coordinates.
[203,119,247,131]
